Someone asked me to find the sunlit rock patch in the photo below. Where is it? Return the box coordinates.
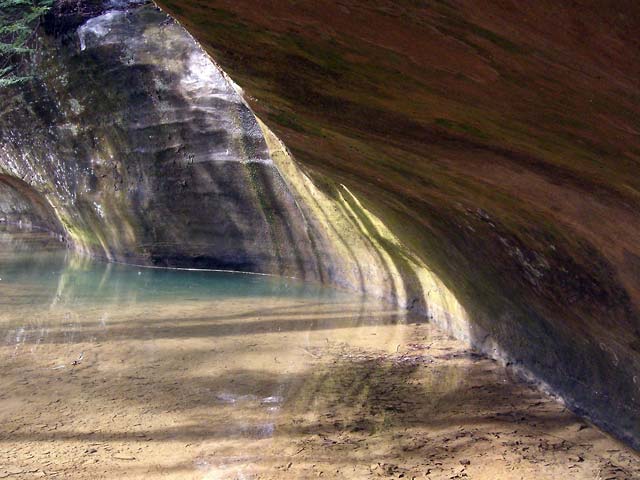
[0,3,319,277]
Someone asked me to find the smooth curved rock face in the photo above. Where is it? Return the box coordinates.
[0,3,324,277]
[0,175,63,234]
[0,0,638,451]
[153,1,640,446]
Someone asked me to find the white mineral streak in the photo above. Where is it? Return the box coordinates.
[179,50,272,165]
[180,50,233,99]
[77,10,125,51]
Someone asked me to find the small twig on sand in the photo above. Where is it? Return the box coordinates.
[299,347,321,359]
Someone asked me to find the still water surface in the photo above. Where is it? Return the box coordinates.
[1,228,638,480]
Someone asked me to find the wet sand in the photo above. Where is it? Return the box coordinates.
[0,237,638,479]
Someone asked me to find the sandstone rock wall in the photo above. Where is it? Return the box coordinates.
[154,0,640,448]
[1,0,639,450]
[0,4,324,279]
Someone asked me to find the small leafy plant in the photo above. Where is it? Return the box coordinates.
[0,0,53,87]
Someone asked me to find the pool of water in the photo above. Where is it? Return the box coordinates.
[0,233,346,307]
[1,227,638,480]
[0,228,413,478]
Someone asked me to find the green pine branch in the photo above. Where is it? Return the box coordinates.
[0,0,53,88]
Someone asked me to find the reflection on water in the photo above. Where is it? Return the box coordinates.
[1,228,638,480]
[0,236,345,308]
[0,228,415,478]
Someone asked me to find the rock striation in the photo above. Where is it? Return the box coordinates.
[0,3,323,277]
[0,0,638,450]
[152,0,640,448]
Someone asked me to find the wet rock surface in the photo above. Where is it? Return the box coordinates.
[0,3,323,278]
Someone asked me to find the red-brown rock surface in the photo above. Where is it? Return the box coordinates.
[155,0,640,447]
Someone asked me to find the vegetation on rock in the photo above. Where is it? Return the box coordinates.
[0,0,52,87]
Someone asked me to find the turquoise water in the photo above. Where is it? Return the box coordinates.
[0,227,420,479]
[0,228,347,309]
[1,253,344,306]
[0,227,400,350]
[1,228,632,480]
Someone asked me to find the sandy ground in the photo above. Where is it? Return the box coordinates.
[0,231,638,479]
[0,290,638,480]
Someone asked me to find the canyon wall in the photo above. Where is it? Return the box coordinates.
[0,0,638,449]
[153,0,640,447]
[0,3,325,278]
[0,1,467,328]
